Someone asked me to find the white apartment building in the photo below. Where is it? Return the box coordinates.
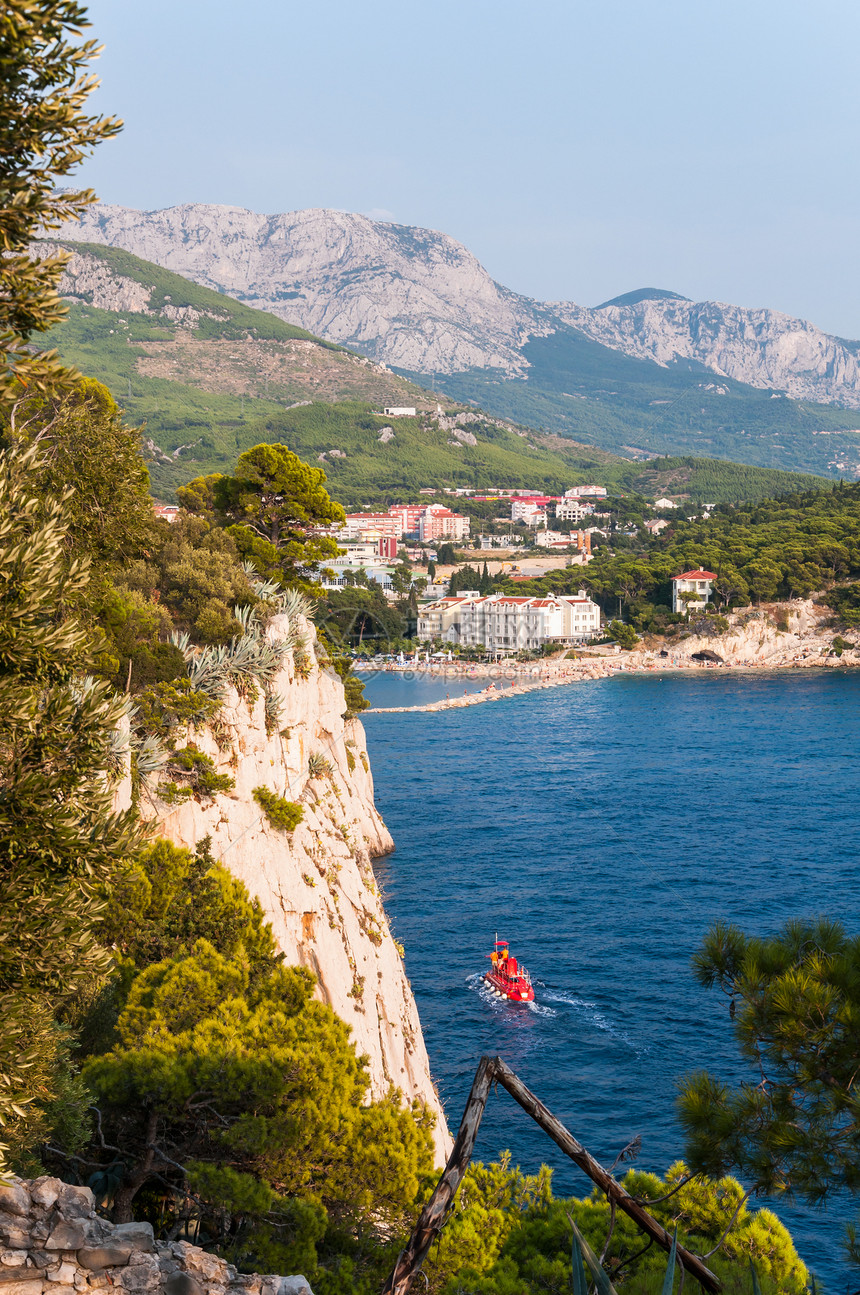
[511,500,541,522]
[418,506,470,542]
[564,486,607,498]
[417,590,601,651]
[671,569,716,613]
[555,497,595,522]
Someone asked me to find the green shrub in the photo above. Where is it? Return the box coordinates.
[607,620,639,649]
[165,744,235,799]
[136,678,221,739]
[253,786,304,832]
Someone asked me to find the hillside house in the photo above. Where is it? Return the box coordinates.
[672,569,716,614]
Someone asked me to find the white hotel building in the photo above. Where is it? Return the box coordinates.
[418,590,601,652]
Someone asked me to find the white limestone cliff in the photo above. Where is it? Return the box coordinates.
[57,204,544,375]
[126,614,451,1164]
[628,599,859,669]
[554,295,860,410]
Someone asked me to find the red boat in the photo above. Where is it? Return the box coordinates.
[482,936,534,1003]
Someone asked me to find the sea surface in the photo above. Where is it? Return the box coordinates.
[362,669,860,1291]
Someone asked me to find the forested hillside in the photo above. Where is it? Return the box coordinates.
[424,323,860,479]
[506,479,860,634]
[43,241,831,507]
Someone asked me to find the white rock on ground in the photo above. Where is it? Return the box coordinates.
[0,1176,314,1295]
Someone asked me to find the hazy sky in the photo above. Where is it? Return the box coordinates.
[76,0,860,337]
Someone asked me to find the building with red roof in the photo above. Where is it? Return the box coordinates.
[417,590,601,652]
[671,569,717,614]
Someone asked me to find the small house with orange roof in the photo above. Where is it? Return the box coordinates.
[671,569,717,614]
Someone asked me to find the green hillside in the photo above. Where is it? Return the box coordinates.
[176,402,827,509]
[409,323,860,478]
[40,243,829,508]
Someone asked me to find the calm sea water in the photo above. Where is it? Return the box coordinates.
[362,670,860,1291]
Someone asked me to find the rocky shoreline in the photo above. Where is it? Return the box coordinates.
[363,599,860,714]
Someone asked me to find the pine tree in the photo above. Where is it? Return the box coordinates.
[0,444,140,1165]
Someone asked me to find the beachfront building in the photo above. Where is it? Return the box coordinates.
[671,569,716,614]
[417,590,601,651]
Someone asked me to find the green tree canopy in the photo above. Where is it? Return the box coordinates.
[0,0,121,405]
[679,918,860,1224]
[179,444,345,590]
[3,378,153,564]
[83,937,434,1262]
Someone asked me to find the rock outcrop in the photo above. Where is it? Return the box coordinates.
[57,203,860,407]
[0,1176,313,1295]
[629,599,860,669]
[123,614,451,1163]
[554,294,860,410]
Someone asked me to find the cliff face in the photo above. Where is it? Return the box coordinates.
[554,295,860,410]
[630,599,859,668]
[57,202,860,408]
[57,204,542,375]
[126,615,451,1164]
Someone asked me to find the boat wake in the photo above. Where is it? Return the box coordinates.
[539,989,648,1055]
[466,972,556,1017]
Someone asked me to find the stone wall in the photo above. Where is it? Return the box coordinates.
[0,1179,312,1295]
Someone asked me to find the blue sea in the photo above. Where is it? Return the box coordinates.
[362,669,860,1291]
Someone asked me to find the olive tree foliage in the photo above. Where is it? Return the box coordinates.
[0,444,140,1167]
[0,1,121,406]
[679,919,860,1229]
[178,444,345,590]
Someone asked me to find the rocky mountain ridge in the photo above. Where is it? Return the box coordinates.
[58,203,860,409]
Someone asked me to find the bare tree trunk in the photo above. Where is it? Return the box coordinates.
[112,1110,159,1225]
[383,1056,720,1295]
[491,1059,719,1291]
[383,1056,495,1295]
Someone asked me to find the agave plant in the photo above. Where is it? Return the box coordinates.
[569,1215,618,1295]
[264,688,284,735]
[186,644,230,698]
[169,629,193,659]
[308,751,333,779]
[279,587,314,622]
[234,603,263,634]
[133,733,170,792]
[104,722,131,783]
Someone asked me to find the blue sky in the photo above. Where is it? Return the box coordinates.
[76,0,860,337]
